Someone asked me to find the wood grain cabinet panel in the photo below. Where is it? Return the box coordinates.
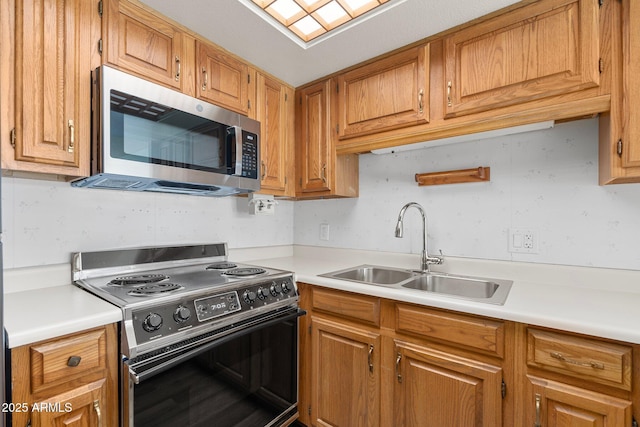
[295,79,359,199]
[527,328,632,391]
[196,40,249,115]
[599,0,640,184]
[525,376,632,427]
[443,0,600,118]
[337,45,429,139]
[105,0,191,93]
[2,0,99,176]
[252,71,295,196]
[393,340,503,427]
[31,380,106,427]
[395,303,504,358]
[11,324,118,427]
[311,316,381,427]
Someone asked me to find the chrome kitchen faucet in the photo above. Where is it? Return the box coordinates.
[395,202,444,273]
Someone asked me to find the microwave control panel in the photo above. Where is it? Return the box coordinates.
[241,131,258,179]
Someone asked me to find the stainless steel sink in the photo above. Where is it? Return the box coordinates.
[321,265,415,285]
[401,273,512,304]
[320,265,513,305]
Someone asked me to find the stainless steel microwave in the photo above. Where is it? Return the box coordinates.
[71,66,260,196]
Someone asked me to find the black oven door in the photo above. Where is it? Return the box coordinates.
[124,308,305,427]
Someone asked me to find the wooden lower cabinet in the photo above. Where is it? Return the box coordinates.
[31,380,107,427]
[525,376,632,427]
[310,316,381,427]
[392,340,503,427]
[11,324,118,427]
[299,284,639,427]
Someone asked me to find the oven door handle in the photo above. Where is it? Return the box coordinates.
[127,307,306,384]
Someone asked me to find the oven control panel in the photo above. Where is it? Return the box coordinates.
[129,275,297,346]
[194,291,241,322]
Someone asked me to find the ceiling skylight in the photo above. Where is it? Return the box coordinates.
[248,0,393,44]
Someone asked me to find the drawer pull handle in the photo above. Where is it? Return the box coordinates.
[550,351,605,370]
[67,119,75,153]
[534,393,541,427]
[395,352,402,383]
[93,399,102,427]
[67,356,82,367]
[368,345,374,374]
[202,67,208,91]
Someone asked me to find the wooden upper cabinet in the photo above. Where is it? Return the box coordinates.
[253,72,294,196]
[337,44,429,139]
[598,0,640,184]
[104,0,193,94]
[5,0,99,176]
[443,0,600,118]
[196,40,250,115]
[297,79,334,194]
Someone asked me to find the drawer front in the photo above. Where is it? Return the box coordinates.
[30,328,107,392]
[395,304,504,357]
[527,328,632,390]
[312,288,380,326]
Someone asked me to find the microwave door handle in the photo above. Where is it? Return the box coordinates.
[233,125,243,176]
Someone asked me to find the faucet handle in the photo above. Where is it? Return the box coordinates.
[426,255,444,265]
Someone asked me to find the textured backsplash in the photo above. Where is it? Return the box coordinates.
[3,117,640,271]
[294,118,640,271]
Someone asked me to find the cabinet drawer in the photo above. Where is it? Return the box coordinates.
[527,328,632,390]
[395,304,504,357]
[30,328,108,392]
[312,288,380,326]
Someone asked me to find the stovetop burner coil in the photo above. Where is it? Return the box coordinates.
[109,274,169,286]
[222,267,267,277]
[127,282,184,296]
[205,262,238,270]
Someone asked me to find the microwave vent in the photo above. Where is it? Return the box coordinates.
[110,90,172,122]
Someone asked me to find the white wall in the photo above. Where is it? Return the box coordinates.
[294,118,640,271]
[4,118,640,271]
[1,177,294,268]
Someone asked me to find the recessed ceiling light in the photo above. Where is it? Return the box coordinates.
[245,0,402,45]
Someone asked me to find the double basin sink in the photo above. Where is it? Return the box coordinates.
[320,265,512,305]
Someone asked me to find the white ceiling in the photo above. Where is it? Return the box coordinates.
[141,0,521,87]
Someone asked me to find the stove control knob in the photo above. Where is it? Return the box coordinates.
[270,282,282,297]
[173,306,191,323]
[243,290,257,304]
[143,313,163,332]
[257,287,269,300]
[282,281,292,294]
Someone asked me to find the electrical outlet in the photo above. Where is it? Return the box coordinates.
[508,228,538,254]
[320,223,330,241]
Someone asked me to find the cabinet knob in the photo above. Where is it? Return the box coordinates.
[67,356,82,367]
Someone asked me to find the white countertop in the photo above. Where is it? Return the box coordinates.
[248,246,640,345]
[4,245,640,347]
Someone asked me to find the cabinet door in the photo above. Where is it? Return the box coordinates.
[105,0,188,92]
[393,340,503,427]
[12,0,96,175]
[526,376,631,427]
[443,0,600,118]
[622,0,640,169]
[311,316,380,427]
[337,45,429,139]
[296,79,333,194]
[255,73,294,196]
[32,379,106,427]
[196,41,249,114]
